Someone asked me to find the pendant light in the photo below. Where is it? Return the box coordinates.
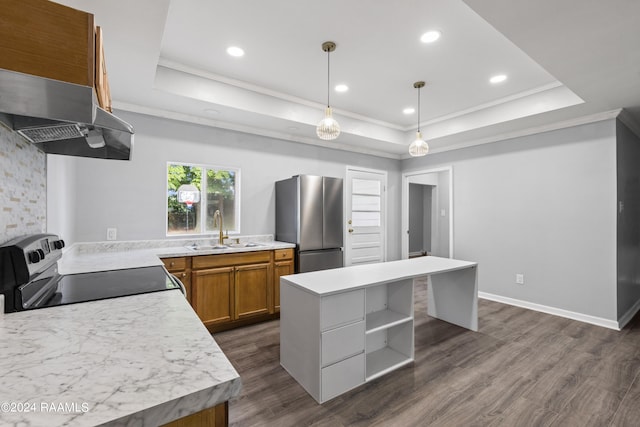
[409,81,429,157]
[316,41,340,141]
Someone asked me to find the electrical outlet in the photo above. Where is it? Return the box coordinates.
[106,228,117,241]
[515,274,524,285]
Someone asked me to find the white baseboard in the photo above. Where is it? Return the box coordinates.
[478,292,620,330]
[617,297,640,330]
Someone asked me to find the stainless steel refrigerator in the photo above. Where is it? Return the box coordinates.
[275,175,343,273]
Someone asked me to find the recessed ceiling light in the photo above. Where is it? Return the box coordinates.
[335,84,349,93]
[420,31,441,44]
[226,46,245,57]
[204,108,220,115]
[490,74,507,84]
[403,107,415,115]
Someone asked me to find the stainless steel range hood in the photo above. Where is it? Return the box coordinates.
[0,69,134,160]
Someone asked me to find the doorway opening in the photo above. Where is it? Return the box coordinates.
[402,167,453,260]
[409,182,435,258]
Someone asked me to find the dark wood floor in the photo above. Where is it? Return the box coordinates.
[214,280,640,426]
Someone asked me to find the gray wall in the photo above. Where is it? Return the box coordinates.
[47,111,403,259]
[616,119,640,320]
[436,170,450,257]
[0,124,46,243]
[408,183,424,253]
[423,186,433,252]
[403,119,618,321]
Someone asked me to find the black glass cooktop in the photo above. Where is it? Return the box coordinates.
[29,266,181,309]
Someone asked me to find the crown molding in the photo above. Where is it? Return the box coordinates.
[113,101,403,160]
[400,108,623,159]
[411,82,565,132]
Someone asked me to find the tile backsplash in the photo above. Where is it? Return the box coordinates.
[0,123,46,243]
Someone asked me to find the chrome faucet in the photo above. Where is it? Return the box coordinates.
[213,210,228,245]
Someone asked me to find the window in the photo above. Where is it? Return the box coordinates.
[167,162,240,236]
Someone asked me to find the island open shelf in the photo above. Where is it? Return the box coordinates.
[366,321,414,381]
[366,309,412,333]
[365,278,413,334]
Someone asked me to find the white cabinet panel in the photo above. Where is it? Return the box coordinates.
[320,289,364,331]
[321,353,365,402]
[321,321,365,367]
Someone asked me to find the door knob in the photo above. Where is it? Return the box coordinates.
[348,228,354,233]
[348,220,352,225]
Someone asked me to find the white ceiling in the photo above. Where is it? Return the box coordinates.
[55,0,640,159]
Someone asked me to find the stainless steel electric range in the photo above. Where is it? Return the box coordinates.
[0,234,185,313]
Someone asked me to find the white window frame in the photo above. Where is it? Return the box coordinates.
[166,161,241,236]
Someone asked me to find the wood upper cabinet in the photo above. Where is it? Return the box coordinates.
[192,267,235,327]
[0,0,94,86]
[94,26,112,112]
[0,0,112,111]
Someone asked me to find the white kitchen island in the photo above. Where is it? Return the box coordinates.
[280,256,478,403]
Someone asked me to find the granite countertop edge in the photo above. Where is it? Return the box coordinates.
[58,237,296,275]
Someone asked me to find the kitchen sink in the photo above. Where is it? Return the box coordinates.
[228,242,264,248]
[185,242,264,251]
[185,244,229,251]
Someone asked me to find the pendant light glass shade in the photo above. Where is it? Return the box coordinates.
[409,131,429,156]
[317,41,340,141]
[409,81,429,157]
[317,107,340,140]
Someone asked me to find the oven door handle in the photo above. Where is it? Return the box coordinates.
[170,274,188,298]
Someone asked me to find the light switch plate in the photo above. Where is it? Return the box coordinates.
[516,274,524,285]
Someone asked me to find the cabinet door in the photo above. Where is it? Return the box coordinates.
[192,267,234,327]
[273,260,294,312]
[235,263,272,319]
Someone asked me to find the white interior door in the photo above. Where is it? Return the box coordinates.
[345,167,387,266]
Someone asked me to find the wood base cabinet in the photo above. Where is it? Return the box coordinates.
[163,248,294,333]
[162,257,192,303]
[192,267,235,328]
[273,249,294,312]
[235,263,272,319]
[191,251,277,332]
[160,401,227,427]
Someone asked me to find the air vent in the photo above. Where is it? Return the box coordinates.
[17,124,84,143]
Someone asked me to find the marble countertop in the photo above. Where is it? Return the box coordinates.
[58,238,296,275]
[0,290,242,426]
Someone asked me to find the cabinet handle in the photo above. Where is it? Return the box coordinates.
[181,273,187,278]
[170,261,175,267]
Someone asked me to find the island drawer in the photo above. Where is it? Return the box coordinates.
[274,248,294,261]
[162,257,188,272]
[321,352,365,402]
[321,320,365,367]
[320,289,365,331]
